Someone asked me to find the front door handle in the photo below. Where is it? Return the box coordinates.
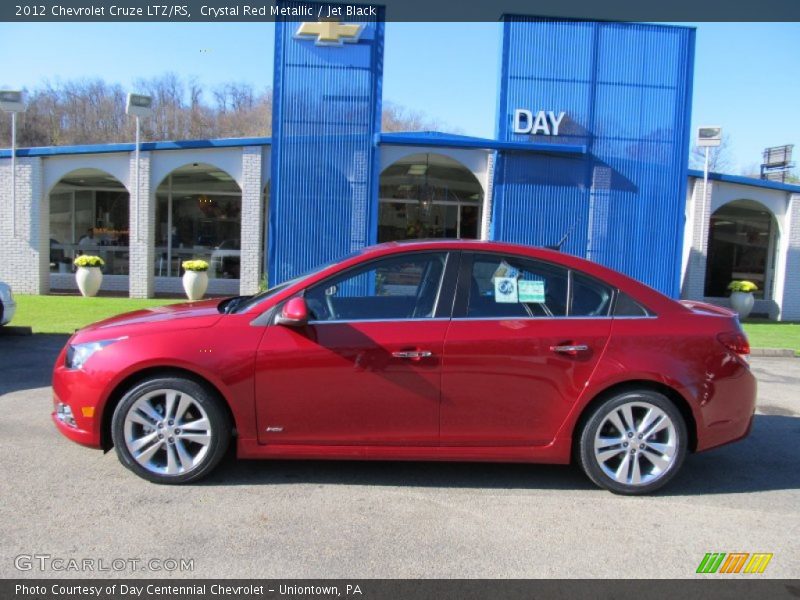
[392,350,433,360]
[550,344,589,356]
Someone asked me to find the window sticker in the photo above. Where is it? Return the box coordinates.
[492,261,519,281]
[519,279,545,303]
[494,277,518,303]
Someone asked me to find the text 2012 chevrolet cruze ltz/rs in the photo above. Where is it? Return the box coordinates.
[52,241,756,494]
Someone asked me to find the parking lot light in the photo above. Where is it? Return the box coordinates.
[0,90,26,238]
[126,93,154,243]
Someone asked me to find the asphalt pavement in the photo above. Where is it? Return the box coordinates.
[1,333,798,578]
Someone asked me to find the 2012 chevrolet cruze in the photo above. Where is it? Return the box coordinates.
[52,241,756,494]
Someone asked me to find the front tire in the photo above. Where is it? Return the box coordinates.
[578,390,687,495]
[111,377,231,484]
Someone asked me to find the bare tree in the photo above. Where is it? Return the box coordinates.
[690,132,733,173]
[0,75,437,147]
[382,101,440,132]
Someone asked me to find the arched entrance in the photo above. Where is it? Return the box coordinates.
[49,168,130,286]
[378,153,483,242]
[155,163,242,282]
[704,199,779,299]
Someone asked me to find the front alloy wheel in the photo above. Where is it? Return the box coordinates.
[578,391,687,494]
[112,377,230,484]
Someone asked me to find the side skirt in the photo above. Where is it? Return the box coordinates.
[237,437,572,464]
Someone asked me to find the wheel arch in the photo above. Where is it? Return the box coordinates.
[571,380,698,458]
[100,366,237,451]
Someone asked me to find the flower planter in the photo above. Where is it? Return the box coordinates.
[76,266,103,297]
[730,291,755,319]
[183,270,209,301]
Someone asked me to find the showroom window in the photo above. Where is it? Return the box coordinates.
[48,169,130,277]
[155,163,242,280]
[704,200,778,299]
[378,153,483,242]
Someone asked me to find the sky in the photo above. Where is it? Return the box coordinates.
[0,21,798,174]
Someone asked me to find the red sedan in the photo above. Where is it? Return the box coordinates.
[52,241,756,494]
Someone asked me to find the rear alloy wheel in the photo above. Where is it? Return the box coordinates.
[111,377,231,484]
[578,391,687,495]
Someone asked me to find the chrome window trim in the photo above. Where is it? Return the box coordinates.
[449,315,658,322]
[307,318,452,325]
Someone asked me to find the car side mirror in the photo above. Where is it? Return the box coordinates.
[275,297,309,327]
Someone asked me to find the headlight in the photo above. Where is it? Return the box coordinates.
[65,338,126,370]
[0,285,12,303]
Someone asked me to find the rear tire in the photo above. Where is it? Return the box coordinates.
[578,390,687,495]
[111,376,231,484]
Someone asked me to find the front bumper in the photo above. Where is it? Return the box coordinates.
[51,351,107,449]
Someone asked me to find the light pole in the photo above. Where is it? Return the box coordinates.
[126,93,153,244]
[0,90,26,238]
[697,126,722,249]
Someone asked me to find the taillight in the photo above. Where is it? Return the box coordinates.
[717,331,750,358]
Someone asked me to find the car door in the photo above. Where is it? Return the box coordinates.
[440,252,613,446]
[254,251,458,446]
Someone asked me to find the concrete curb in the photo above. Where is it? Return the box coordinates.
[0,326,33,336]
[751,347,797,357]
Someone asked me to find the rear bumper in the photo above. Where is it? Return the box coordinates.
[695,362,757,452]
[1,300,15,325]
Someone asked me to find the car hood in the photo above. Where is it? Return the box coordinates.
[73,299,224,341]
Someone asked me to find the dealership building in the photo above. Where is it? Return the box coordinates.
[1,10,799,319]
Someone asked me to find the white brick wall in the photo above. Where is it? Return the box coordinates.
[128,152,153,298]
[680,177,712,299]
[780,194,800,321]
[239,146,264,295]
[0,156,47,294]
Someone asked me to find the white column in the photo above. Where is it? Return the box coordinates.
[128,151,153,298]
[680,177,713,299]
[779,194,800,321]
[239,146,264,296]
[480,153,495,241]
[0,156,47,294]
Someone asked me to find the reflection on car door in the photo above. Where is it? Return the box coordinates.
[254,251,457,446]
[441,252,613,446]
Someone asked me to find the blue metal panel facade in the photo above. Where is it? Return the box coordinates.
[492,18,695,297]
[269,2,384,284]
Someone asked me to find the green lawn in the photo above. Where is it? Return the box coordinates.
[9,295,800,352]
[12,295,179,334]
[741,322,800,354]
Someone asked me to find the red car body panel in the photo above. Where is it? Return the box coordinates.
[51,240,756,468]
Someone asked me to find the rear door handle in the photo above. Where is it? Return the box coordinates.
[392,350,433,359]
[550,344,589,355]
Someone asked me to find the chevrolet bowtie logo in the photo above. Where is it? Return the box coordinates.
[295,21,364,46]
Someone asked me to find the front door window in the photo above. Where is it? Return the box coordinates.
[304,252,448,321]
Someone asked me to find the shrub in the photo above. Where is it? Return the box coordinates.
[182,259,209,272]
[73,255,105,268]
[728,280,758,293]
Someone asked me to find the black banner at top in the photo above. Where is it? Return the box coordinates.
[1,0,800,22]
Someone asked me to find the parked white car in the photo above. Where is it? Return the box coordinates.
[0,282,16,326]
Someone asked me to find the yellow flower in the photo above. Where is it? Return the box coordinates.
[73,255,105,268]
[727,280,758,293]
[182,259,209,272]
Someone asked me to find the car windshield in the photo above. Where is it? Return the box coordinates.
[228,251,361,314]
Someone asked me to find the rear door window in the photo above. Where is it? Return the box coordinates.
[466,254,569,318]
